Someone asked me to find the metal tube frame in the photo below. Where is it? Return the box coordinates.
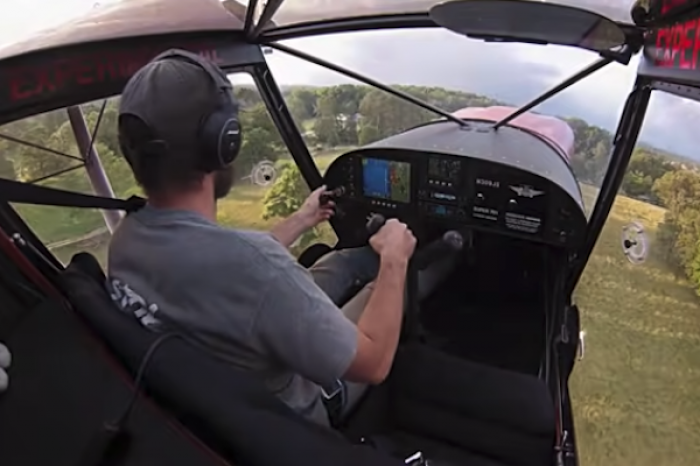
[493,56,615,129]
[66,106,122,233]
[0,132,82,162]
[247,62,324,189]
[243,0,260,36]
[265,42,468,127]
[565,76,653,295]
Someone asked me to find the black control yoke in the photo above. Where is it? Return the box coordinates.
[366,214,463,269]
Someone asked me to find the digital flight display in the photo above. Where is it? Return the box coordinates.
[362,158,411,203]
[428,156,462,182]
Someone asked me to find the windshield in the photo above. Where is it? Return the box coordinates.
[267,29,632,214]
[571,89,700,466]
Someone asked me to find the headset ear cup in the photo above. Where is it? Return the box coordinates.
[218,117,241,166]
[200,110,241,172]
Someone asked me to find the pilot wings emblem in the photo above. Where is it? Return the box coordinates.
[509,185,544,198]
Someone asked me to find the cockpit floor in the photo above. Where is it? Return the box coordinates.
[419,263,544,376]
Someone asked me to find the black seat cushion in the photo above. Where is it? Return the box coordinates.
[0,299,225,466]
[389,344,555,466]
[60,253,402,466]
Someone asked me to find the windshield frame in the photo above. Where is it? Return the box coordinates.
[251,0,639,36]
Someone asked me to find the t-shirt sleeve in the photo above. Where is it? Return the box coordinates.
[251,237,358,388]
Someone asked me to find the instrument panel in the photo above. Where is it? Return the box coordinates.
[324,149,587,249]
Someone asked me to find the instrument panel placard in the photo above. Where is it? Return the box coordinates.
[470,170,548,238]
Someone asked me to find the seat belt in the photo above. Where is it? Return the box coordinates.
[0,177,145,212]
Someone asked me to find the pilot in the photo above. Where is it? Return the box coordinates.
[108,50,449,427]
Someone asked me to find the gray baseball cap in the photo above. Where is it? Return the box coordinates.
[118,51,221,159]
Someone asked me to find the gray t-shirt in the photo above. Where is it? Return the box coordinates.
[106,205,358,425]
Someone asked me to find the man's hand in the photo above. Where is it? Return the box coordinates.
[369,219,417,263]
[295,185,335,229]
[270,186,335,248]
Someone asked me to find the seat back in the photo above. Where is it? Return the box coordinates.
[390,344,555,466]
[0,294,223,466]
[61,253,402,466]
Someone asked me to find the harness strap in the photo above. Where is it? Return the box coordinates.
[0,177,145,212]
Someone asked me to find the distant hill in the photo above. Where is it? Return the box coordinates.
[636,142,700,166]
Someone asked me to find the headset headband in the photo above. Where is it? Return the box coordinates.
[152,49,232,93]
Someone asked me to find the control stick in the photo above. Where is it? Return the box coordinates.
[319,186,345,206]
[413,230,463,270]
[366,213,387,236]
[365,214,464,268]
[366,215,463,343]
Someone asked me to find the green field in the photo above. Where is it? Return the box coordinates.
[48,150,343,264]
[35,153,700,466]
[572,186,700,466]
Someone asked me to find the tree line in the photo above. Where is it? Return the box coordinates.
[2,83,700,291]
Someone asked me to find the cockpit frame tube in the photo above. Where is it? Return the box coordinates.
[565,76,652,295]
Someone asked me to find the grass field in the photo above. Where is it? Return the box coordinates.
[572,186,700,466]
[37,151,700,466]
[48,150,344,264]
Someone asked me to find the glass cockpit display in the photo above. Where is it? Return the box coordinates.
[362,158,411,203]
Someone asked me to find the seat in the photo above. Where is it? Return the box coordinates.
[386,344,555,466]
[0,289,223,466]
[61,252,403,466]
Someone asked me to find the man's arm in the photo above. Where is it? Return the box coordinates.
[269,212,309,249]
[342,254,407,384]
[254,220,414,388]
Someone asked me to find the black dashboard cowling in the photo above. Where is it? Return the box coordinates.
[323,120,587,249]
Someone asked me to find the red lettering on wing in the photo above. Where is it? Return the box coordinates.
[650,17,700,69]
[5,42,223,104]
[660,0,694,16]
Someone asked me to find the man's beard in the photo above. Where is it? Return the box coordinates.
[213,164,235,200]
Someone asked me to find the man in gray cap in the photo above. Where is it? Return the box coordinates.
[107,50,448,428]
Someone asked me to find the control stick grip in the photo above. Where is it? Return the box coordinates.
[414,230,463,270]
[320,186,346,206]
[366,214,387,236]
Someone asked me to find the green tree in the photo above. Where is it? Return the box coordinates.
[621,149,674,202]
[285,87,317,123]
[234,86,263,109]
[358,89,432,142]
[0,140,16,180]
[236,127,277,179]
[689,240,700,295]
[653,170,700,277]
[241,103,282,145]
[262,161,321,255]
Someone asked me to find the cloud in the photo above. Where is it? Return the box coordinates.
[268,28,700,159]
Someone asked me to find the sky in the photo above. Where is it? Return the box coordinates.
[0,0,697,160]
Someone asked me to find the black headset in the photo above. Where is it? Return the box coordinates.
[145,49,242,173]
